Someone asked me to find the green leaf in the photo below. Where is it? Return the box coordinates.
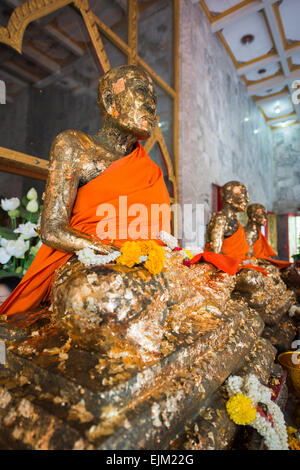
[22,196,29,207]
[24,256,34,271]
[19,206,39,223]
[0,270,23,280]
[0,226,18,240]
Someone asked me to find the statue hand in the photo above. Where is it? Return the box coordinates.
[90,241,120,256]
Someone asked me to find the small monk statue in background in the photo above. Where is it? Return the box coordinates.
[245,203,291,269]
[205,181,249,259]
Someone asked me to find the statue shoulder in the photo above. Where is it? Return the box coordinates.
[209,211,226,226]
[51,130,92,154]
[49,130,95,169]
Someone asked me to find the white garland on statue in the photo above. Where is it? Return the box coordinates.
[226,374,288,450]
[158,231,179,250]
[77,232,179,267]
[77,247,120,267]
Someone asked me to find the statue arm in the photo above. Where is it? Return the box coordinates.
[209,214,226,253]
[40,132,116,255]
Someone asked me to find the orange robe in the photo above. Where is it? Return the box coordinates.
[0,142,171,317]
[190,223,267,276]
[253,229,291,269]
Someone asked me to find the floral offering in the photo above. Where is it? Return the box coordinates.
[0,188,42,279]
[225,374,289,450]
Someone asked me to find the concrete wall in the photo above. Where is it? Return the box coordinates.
[272,125,300,214]
[178,0,274,246]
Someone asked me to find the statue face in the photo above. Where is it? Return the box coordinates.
[250,206,267,226]
[102,68,157,139]
[224,183,249,212]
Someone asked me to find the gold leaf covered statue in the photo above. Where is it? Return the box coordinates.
[0,65,235,363]
[244,203,291,269]
[205,181,249,259]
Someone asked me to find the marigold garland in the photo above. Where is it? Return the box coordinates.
[287,427,300,450]
[117,241,142,268]
[117,240,166,275]
[226,393,256,425]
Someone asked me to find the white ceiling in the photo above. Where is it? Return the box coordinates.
[279,0,300,42]
[222,12,273,62]
[201,0,300,130]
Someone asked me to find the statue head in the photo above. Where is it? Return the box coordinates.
[247,203,267,226]
[221,181,249,212]
[98,65,158,140]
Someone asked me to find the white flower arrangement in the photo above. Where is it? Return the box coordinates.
[77,231,182,268]
[158,231,179,250]
[77,247,120,267]
[1,197,20,212]
[0,188,42,280]
[226,374,288,450]
[14,221,38,239]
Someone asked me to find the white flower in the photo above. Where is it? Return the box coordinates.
[1,197,20,211]
[77,247,120,267]
[27,187,38,200]
[5,238,29,258]
[0,238,8,248]
[26,199,39,213]
[14,222,38,239]
[159,231,178,250]
[226,374,288,450]
[0,247,11,264]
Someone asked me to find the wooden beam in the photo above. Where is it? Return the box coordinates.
[128,0,138,65]
[23,43,61,73]
[3,60,43,83]
[0,147,48,181]
[44,24,85,57]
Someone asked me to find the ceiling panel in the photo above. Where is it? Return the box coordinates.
[200,0,300,129]
[271,118,298,129]
[203,0,249,15]
[279,0,300,43]
[221,11,274,63]
[244,61,281,82]
[254,84,287,98]
[260,96,294,119]
[291,52,300,66]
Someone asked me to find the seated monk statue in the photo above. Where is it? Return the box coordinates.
[205,181,249,259]
[0,65,235,363]
[244,203,291,269]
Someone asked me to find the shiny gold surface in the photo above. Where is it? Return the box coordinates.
[244,203,268,257]
[205,181,249,253]
[278,352,300,398]
[40,65,157,256]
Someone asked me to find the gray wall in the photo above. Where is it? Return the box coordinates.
[178,0,274,245]
[272,125,300,214]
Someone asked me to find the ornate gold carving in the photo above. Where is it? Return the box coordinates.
[76,6,111,73]
[0,0,73,54]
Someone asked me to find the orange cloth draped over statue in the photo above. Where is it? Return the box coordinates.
[0,142,171,317]
[190,222,268,276]
[205,222,249,259]
[252,229,291,269]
